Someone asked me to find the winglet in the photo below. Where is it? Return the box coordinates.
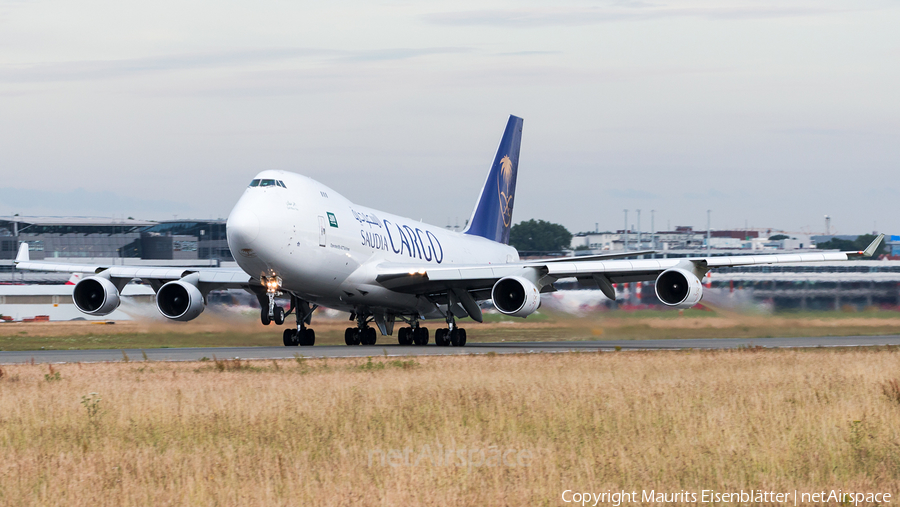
[862,233,885,257]
[848,233,884,259]
[15,242,29,263]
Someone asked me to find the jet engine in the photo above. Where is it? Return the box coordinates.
[157,277,205,321]
[491,276,541,318]
[654,268,703,309]
[72,276,121,316]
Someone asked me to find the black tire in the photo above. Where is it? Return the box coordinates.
[273,306,285,325]
[458,328,467,346]
[352,329,362,346]
[345,328,355,346]
[398,327,409,345]
[261,308,271,326]
[434,328,444,346]
[302,328,316,346]
[413,327,429,346]
[283,329,297,347]
[449,329,459,347]
[364,327,377,345]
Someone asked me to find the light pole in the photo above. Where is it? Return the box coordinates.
[636,209,641,251]
[706,210,711,255]
[623,209,628,251]
[650,210,655,256]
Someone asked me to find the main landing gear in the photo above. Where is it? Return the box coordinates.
[397,324,430,346]
[278,295,317,347]
[433,314,466,347]
[345,312,378,346]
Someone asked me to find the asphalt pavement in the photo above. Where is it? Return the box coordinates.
[2,335,900,364]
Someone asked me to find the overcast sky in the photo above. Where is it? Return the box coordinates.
[1,0,898,235]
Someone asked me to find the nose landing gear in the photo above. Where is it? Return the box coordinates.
[258,276,286,326]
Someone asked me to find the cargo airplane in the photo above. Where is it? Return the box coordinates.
[14,116,884,346]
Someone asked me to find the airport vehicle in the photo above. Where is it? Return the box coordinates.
[14,115,884,347]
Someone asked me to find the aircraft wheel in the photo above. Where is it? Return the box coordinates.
[283,329,298,347]
[261,308,271,326]
[301,328,316,346]
[345,328,356,346]
[273,306,285,325]
[449,329,459,347]
[398,327,409,345]
[414,327,429,346]
[458,328,467,346]
[435,328,448,346]
[364,327,377,345]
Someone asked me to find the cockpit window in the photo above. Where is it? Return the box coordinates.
[249,178,286,188]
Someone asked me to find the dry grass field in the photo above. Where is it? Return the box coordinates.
[0,348,899,505]
[2,307,900,350]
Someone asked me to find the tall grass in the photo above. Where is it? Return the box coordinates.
[0,349,898,505]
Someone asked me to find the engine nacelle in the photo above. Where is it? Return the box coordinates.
[491,276,541,318]
[157,279,205,321]
[72,276,121,316]
[655,268,703,309]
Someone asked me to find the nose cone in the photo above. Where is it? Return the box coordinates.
[226,204,260,249]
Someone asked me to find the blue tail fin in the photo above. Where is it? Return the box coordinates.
[463,115,523,244]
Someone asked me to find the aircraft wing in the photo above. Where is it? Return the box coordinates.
[376,234,884,318]
[14,242,252,289]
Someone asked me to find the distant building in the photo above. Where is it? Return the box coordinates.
[571,227,768,252]
[571,232,624,251]
[0,216,153,260]
[0,216,233,282]
[890,236,900,256]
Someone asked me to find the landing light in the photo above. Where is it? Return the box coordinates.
[263,275,282,293]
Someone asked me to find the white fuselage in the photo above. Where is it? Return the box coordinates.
[226,170,519,316]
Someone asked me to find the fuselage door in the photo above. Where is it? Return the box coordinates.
[318,216,327,247]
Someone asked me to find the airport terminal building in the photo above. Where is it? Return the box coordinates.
[0,216,232,282]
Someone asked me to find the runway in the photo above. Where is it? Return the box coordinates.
[2,335,900,364]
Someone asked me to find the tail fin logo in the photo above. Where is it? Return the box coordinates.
[498,155,514,227]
